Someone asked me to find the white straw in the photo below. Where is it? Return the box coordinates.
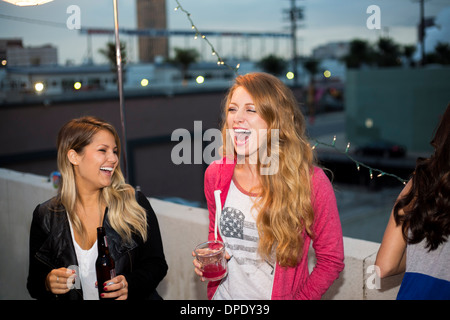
[213,190,222,241]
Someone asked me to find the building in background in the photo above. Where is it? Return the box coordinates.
[312,41,349,60]
[1,39,57,67]
[0,38,22,68]
[136,0,168,63]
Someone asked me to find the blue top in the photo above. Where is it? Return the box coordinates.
[397,235,450,300]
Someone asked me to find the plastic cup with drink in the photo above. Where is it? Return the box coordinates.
[194,240,228,281]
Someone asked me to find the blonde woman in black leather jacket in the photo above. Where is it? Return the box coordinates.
[27,116,167,300]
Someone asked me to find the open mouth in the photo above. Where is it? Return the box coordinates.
[234,128,251,146]
[100,167,114,174]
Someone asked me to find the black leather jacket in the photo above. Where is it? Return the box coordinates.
[27,191,168,300]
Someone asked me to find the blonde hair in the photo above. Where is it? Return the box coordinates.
[221,73,315,267]
[55,116,147,245]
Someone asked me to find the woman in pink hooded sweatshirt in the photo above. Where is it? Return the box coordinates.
[194,72,344,300]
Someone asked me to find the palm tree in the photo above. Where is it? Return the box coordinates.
[403,45,416,67]
[302,57,320,122]
[98,41,127,71]
[169,47,200,82]
[342,39,375,69]
[375,37,401,67]
[303,57,319,80]
[432,42,450,65]
[258,54,287,76]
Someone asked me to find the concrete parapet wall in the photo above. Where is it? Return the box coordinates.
[0,168,402,300]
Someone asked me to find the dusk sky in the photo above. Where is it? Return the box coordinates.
[1,0,449,65]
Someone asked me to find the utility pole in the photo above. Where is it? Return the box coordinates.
[284,0,304,87]
[419,0,425,65]
[414,0,429,66]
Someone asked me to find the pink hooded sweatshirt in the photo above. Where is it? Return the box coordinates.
[204,158,345,300]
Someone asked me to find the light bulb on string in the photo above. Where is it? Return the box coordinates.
[311,138,408,185]
[174,0,240,75]
[345,142,351,153]
[174,0,409,186]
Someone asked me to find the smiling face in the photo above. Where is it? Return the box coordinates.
[226,86,269,162]
[69,129,119,193]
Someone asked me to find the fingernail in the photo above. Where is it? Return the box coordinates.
[100,293,105,297]
[103,287,107,291]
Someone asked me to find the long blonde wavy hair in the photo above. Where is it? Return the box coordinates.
[54,116,147,245]
[221,73,316,267]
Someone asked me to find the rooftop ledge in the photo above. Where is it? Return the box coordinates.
[0,168,403,300]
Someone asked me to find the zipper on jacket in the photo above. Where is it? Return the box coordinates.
[128,251,133,272]
[35,253,56,270]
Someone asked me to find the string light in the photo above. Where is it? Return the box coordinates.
[174,0,239,74]
[312,136,408,185]
[345,142,350,153]
[174,0,407,185]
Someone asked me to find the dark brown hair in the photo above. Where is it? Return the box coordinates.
[394,103,450,250]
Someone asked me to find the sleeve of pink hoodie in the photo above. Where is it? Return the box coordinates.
[295,167,345,300]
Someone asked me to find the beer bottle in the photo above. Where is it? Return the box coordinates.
[95,227,116,299]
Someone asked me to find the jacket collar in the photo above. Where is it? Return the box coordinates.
[102,208,138,261]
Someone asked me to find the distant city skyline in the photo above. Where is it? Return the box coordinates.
[0,0,449,65]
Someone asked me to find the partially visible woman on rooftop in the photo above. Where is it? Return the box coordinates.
[376,103,450,299]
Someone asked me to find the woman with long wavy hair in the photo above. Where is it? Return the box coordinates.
[27,116,167,300]
[194,72,344,300]
[376,104,450,299]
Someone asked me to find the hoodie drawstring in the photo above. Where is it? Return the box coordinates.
[213,190,222,241]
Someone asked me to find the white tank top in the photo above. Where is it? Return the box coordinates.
[67,215,99,300]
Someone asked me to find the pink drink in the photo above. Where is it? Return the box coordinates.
[195,240,228,281]
[202,264,227,280]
